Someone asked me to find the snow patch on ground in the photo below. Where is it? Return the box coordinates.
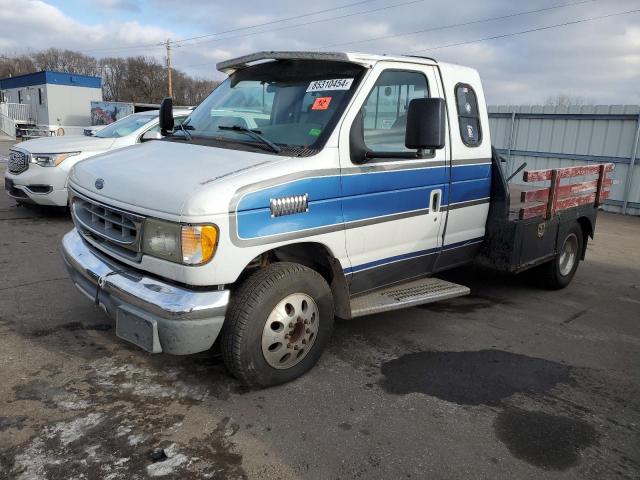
[127,433,147,446]
[47,413,104,445]
[92,358,208,401]
[14,438,63,480]
[13,414,104,478]
[146,443,190,478]
[57,398,93,410]
[115,424,132,437]
[146,454,189,477]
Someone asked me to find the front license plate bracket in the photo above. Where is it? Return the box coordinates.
[116,307,162,353]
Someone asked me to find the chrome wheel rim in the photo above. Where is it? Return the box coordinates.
[261,293,319,369]
[559,233,578,276]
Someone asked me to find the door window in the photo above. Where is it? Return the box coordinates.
[362,70,429,153]
[455,84,482,147]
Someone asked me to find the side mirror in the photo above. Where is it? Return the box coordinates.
[141,130,163,142]
[405,98,446,151]
[159,97,174,135]
[349,109,369,165]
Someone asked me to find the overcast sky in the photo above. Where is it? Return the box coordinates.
[1,0,639,104]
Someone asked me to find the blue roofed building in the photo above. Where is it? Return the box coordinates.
[0,71,103,136]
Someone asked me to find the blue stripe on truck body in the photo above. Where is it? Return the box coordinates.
[235,163,491,240]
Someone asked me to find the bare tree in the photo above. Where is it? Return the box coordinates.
[1,48,218,106]
[99,57,127,101]
[32,48,99,76]
[122,56,167,103]
[171,70,218,106]
[0,53,36,78]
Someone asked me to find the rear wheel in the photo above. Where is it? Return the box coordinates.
[538,223,583,289]
[221,262,334,387]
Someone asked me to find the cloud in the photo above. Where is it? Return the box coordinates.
[1,0,639,103]
[0,0,171,55]
[99,0,141,13]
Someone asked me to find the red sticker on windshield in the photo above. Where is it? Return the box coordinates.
[312,97,332,110]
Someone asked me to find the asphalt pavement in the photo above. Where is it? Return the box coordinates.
[0,142,639,479]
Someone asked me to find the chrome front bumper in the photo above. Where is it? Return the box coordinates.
[61,228,229,355]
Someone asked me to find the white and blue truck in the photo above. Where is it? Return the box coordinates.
[61,52,612,386]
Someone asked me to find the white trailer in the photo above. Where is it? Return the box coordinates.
[0,71,102,137]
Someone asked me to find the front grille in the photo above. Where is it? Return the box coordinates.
[71,191,144,260]
[8,150,29,174]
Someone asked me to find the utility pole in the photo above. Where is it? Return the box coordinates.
[164,38,173,98]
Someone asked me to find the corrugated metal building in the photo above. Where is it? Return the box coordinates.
[0,71,103,131]
[489,105,640,216]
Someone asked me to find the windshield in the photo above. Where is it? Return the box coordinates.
[95,114,156,138]
[181,60,365,154]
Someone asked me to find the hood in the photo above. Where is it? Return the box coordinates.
[16,135,116,154]
[68,140,281,217]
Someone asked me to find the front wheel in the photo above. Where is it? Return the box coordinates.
[221,262,334,387]
[537,223,583,289]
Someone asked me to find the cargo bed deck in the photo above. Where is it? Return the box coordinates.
[477,148,613,273]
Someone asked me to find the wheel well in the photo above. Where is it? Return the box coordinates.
[238,242,352,319]
[576,216,593,259]
[272,243,334,282]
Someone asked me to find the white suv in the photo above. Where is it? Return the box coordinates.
[4,109,191,207]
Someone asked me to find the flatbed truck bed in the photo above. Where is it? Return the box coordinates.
[477,148,613,275]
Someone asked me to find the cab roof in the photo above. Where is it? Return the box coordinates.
[216,51,439,74]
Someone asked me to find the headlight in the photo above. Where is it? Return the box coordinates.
[142,219,182,263]
[32,152,80,167]
[181,225,218,265]
[142,219,218,265]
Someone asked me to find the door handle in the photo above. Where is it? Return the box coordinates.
[430,189,442,214]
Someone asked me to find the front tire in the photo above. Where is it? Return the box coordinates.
[221,262,334,387]
[538,223,583,289]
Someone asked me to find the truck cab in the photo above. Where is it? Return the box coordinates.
[61,52,604,387]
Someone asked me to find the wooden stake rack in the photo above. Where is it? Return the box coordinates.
[518,163,614,220]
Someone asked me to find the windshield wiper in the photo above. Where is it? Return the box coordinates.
[218,125,281,153]
[174,123,192,141]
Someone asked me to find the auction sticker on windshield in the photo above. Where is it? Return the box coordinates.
[312,97,332,110]
[306,78,354,93]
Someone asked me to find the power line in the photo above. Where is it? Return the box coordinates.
[80,0,377,54]
[322,0,603,48]
[177,0,605,70]
[181,5,639,73]
[172,0,376,45]
[176,0,427,69]
[78,0,434,60]
[173,0,427,50]
[408,7,640,53]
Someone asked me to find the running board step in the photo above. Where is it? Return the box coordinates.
[350,277,470,318]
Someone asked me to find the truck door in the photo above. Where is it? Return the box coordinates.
[338,64,448,294]
[433,71,492,272]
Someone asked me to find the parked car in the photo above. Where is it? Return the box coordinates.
[4,109,191,207]
[60,51,612,387]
